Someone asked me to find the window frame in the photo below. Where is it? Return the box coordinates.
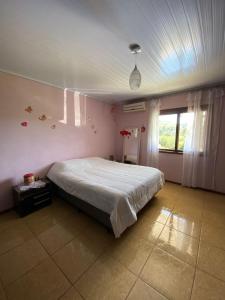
[159,107,188,154]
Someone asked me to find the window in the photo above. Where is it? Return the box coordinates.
[159,108,193,153]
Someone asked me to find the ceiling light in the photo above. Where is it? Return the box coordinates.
[129,44,142,90]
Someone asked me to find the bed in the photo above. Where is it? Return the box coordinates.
[47,157,164,237]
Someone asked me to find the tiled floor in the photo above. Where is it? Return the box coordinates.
[0,182,225,299]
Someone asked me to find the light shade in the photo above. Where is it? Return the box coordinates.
[129,65,141,90]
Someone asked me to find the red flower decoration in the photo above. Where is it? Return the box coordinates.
[21,121,28,127]
[141,126,146,133]
[120,130,131,137]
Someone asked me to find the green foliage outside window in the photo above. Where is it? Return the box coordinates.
[159,112,191,151]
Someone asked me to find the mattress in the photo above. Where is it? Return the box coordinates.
[47,157,164,237]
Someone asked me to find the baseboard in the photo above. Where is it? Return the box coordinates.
[165,180,225,196]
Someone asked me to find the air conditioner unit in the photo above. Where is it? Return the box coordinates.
[123,101,146,113]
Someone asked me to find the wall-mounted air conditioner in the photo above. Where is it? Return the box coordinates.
[123,101,146,113]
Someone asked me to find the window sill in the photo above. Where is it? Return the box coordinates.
[159,149,183,155]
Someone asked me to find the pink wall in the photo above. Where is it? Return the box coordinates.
[0,72,116,212]
[115,91,225,193]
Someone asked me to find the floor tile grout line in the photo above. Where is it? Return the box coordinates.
[27,216,113,288]
[3,255,50,291]
[54,241,110,287]
[124,238,160,300]
[57,285,85,300]
[155,244,198,268]
[0,276,8,300]
[0,243,49,288]
[1,218,64,290]
[124,276,139,300]
[1,186,225,299]
[132,222,170,299]
[188,204,204,300]
[2,227,109,299]
[137,245,171,300]
[108,218,167,280]
[162,223,201,240]
[27,218,80,257]
[140,276,170,300]
[195,267,225,284]
[0,221,36,258]
[71,243,119,298]
[52,211,225,296]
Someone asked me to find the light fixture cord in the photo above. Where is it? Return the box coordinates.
[134,52,137,66]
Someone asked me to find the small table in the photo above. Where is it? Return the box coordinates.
[13,178,53,217]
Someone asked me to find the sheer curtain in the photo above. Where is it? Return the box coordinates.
[147,99,160,168]
[182,88,224,189]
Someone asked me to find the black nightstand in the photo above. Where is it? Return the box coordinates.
[13,178,53,217]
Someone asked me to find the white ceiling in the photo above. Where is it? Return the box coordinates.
[0,0,225,102]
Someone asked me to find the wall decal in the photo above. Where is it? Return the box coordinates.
[51,124,56,129]
[21,121,28,127]
[141,126,146,133]
[38,114,47,121]
[91,124,95,129]
[120,130,131,137]
[25,106,32,113]
[94,130,97,134]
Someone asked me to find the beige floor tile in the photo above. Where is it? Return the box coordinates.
[23,205,52,224]
[197,241,225,282]
[158,183,181,196]
[0,238,47,285]
[202,210,225,229]
[204,193,225,214]
[53,227,111,283]
[173,205,203,221]
[108,234,154,275]
[142,206,171,225]
[201,223,225,250]
[151,194,176,210]
[38,223,75,255]
[1,184,225,300]
[0,282,6,300]
[166,212,201,238]
[0,223,33,255]
[24,202,76,235]
[83,219,113,245]
[175,197,204,212]
[60,287,83,300]
[75,254,136,300]
[25,212,58,236]
[50,200,77,218]
[0,211,22,233]
[57,213,92,237]
[157,226,199,265]
[127,279,167,300]
[140,247,195,300]
[128,220,164,244]
[191,269,225,300]
[6,257,70,300]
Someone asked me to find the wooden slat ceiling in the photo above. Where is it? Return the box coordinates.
[0,0,225,102]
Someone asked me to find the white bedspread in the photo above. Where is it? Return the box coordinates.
[47,157,164,237]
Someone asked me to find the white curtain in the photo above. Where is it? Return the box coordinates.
[147,99,160,168]
[182,88,224,188]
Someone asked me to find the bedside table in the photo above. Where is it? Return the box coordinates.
[13,178,53,217]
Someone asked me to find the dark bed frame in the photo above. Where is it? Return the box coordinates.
[51,182,113,231]
[51,181,158,236]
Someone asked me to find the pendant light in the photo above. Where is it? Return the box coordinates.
[129,44,142,90]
